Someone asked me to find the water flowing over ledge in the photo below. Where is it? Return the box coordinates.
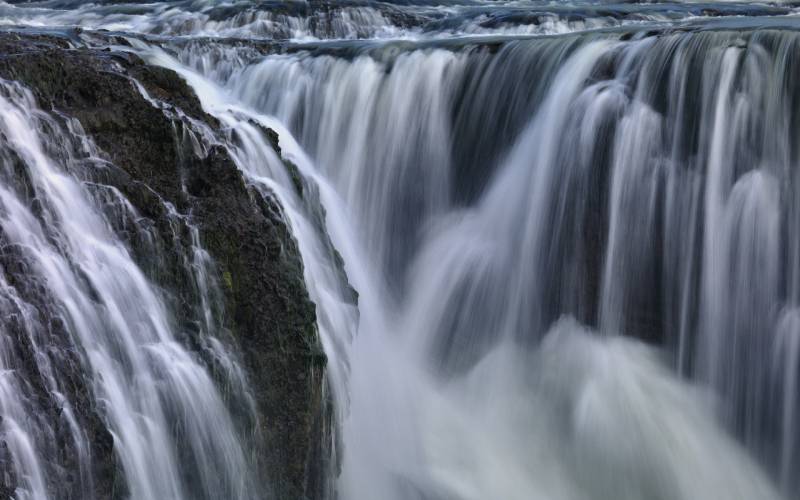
[0,33,325,500]
[0,2,800,500]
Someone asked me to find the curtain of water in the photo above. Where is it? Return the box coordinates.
[2,0,800,499]
[120,21,798,499]
[134,25,800,500]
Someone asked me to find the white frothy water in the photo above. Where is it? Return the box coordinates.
[0,81,258,500]
[132,25,791,500]
[1,1,800,499]
[1,0,789,42]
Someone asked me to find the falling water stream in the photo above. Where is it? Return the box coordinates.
[1,1,800,500]
[0,79,259,500]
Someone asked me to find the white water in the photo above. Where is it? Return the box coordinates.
[0,81,258,500]
[132,25,792,500]
[2,1,800,499]
[1,0,794,41]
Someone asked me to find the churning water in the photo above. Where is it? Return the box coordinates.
[2,1,800,499]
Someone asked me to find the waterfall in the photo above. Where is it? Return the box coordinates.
[155,25,800,500]
[2,1,800,499]
[0,80,259,499]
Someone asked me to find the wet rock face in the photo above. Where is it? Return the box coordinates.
[0,32,325,500]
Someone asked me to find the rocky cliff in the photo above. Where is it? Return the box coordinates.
[0,30,326,500]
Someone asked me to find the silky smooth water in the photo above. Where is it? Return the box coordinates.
[2,1,800,499]
[0,80,259,499]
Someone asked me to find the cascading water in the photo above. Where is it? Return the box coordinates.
[0,77,260,499]
[3,1,800,500]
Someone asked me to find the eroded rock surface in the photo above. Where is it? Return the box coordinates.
[0,30,326,500]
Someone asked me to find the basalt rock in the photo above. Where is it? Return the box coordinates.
[0,32,326,500]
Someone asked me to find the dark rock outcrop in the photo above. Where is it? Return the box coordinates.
[0,31,326,500]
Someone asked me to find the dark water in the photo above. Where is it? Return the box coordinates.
[1,1,800,499]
